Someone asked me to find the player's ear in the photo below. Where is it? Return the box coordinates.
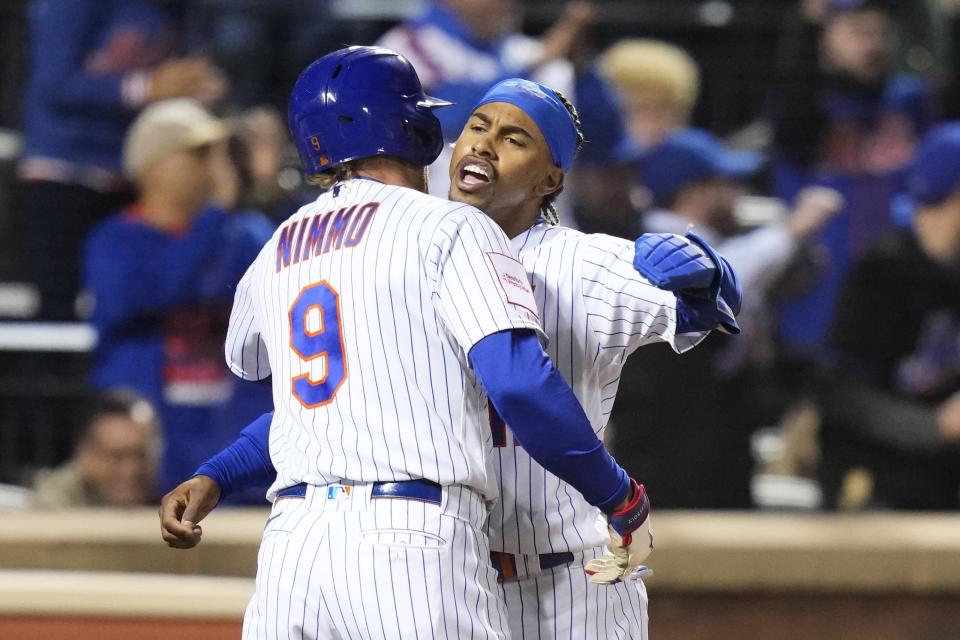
[535,167,564,198]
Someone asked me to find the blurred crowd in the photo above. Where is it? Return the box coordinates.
[1,0,960,511]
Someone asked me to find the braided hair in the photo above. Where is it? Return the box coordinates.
[541,89,584,225]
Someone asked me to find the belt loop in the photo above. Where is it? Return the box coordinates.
[492,552,518,582]
[491,551,577,582]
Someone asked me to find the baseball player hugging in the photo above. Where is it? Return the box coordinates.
[160,47,664,640]
[160,54,742,640]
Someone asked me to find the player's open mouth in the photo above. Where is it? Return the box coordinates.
[455,156,496,193]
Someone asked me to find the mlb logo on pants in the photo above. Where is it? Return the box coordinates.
[326,484,351,501]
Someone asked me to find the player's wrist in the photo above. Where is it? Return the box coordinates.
[192,465,228,497]
[609,479,650,537]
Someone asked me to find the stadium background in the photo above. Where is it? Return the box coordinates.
[0,1,958,638]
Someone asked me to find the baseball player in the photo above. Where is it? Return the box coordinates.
[166,47,653,640]
[161,75,741,637]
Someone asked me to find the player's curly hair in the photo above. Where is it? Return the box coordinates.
[306,161,357,189]
[541,90,584,226]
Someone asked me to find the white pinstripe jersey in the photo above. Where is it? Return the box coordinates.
[491,222,706,554]
[225,178,543,502]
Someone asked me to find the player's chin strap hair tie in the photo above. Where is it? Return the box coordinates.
[474,79,579,172]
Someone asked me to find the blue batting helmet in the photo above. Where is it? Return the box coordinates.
[288,46,451,175]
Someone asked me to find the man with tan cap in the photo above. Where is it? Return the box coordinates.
[82,98,274,494]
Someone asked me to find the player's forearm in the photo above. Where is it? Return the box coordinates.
[193,412,275,499]
[469,330,631,512]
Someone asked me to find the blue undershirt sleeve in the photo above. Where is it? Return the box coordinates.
[193,412,275,500]
[468,329,630,513]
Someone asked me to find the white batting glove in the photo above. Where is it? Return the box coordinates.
[585,480,654,585]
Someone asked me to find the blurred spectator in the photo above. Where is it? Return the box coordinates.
[82,99,272,493]
[228,106,309,225]
[31,389,161,508]
[18,0,226,319]
[576,37,700,239]
[570,161,641,239]
[610,129,842,508]
[768,0,934,349]
[786,0,954,84]
[818,122,960,510]
[600,39,700,150]
[568,58,643,238]
[199,0,357,110]
[641,129,842,318]
[376,0,597,208]
[940,0,960,120]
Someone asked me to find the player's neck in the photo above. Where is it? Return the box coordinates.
[486,202,541,239]
[354,157,428,193]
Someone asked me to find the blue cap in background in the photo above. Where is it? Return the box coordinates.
[639,128,763,207]
[905,122,960,207]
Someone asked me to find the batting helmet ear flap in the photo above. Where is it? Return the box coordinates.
[288,46,451,175]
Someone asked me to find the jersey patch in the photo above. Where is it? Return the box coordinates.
[486,251,539,318]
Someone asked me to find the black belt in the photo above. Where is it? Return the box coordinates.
[276,479,442,505]
[490,551,576,582]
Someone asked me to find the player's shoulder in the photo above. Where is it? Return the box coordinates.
[513,221,581,252]
[578,233,638,275]
[513,222,632,255]
[583,231,635,254]
[335,180,464,220]
[390,185,461,213]
[423,196,497,232]
[516,224,637,275]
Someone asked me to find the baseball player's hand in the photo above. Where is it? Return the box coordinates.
[633,233,716,292]
[585,480,654,585]
[159,475,221,549]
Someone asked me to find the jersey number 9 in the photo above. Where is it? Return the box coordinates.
[289,281,347,408]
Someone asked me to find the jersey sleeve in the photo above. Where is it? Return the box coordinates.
[427,208,546,353]
[580,234,707,356]
[225,260,271,381]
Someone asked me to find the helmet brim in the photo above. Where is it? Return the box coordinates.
[418,95,453,109]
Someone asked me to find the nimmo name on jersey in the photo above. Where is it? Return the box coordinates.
[275,201,381,273]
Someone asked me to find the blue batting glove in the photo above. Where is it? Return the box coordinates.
[683,231,742,315]
[677,231,742,335]
[633,233,716,292]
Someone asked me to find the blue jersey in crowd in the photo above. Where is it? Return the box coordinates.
[83,205,274,492]
[775,74,934,349]
[21,0,181,178]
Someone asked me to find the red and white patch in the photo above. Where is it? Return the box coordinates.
[486,252,539,318]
